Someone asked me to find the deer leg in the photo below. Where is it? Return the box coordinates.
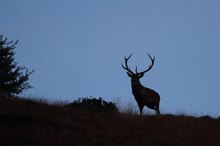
[139,105,144,116]
[155,105,160,115]
[156,108,160,115]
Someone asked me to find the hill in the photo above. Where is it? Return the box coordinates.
[0,96,220,146]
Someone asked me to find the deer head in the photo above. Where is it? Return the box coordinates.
[121,53,160,115]
[122,53,155,84]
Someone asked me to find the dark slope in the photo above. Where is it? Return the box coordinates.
[0,96,220,146]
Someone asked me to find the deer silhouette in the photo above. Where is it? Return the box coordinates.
[122,53,160,115]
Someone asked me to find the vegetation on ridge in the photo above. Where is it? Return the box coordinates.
[0,96,220,146]
[67,96,118,113]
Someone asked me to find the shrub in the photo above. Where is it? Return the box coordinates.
[68,96,118,113]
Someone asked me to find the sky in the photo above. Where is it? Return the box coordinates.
[2,0,220,117]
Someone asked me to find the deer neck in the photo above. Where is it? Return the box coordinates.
[131,79,143,93]
[131,79,144,103]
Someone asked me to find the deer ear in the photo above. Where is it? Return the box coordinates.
[138,73,144,78]
[127,72,132,77]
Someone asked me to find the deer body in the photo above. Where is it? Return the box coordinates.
[122,53,160,115]
[131,79,160,115]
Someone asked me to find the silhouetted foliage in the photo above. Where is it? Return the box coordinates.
[0,35,33,96]
[68,96,118,113]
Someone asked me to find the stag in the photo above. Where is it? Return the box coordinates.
[122,53,160,115]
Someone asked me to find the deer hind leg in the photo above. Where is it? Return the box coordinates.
[156,107,160,115]
[152,107,160,115]
[155,103,160,115]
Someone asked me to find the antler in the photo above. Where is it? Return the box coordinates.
[135,53,155,74]
[121,53,135,75]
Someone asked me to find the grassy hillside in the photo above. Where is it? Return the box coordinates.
[0,96,220,146]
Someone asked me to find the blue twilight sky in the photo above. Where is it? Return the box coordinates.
[2,0,220,116]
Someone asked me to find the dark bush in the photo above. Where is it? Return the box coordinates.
[68,97,118,113]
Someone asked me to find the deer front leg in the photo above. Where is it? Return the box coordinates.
[138,105,144,116]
